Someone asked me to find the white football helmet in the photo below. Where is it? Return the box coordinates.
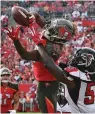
[0,67,11,83]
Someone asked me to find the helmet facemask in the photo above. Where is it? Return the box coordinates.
[68,49,84,68]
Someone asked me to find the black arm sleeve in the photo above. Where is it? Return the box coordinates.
[13,39,40,61]
[38,44,75,88]
[32,12,51,29]
[59,62,67,69]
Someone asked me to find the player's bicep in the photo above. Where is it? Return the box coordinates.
[14,40,41,61]
[24,50,41,61]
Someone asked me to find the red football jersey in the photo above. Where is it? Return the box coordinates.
[33,62,56,81]
[0,86,17,113]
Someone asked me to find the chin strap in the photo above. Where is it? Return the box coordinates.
[85,70,95,75]
[49,36,67,44]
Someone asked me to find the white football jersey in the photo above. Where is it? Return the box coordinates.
[57,102,71,113]
[63,67,95,113]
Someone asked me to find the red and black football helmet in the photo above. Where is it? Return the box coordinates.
[68,47,95,81]
[43,18,75,44]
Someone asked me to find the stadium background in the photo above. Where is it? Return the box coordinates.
[1,0,95,113]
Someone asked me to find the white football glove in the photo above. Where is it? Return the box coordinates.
[9,110,16,114]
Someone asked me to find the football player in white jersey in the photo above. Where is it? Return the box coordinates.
[38,47,95,113]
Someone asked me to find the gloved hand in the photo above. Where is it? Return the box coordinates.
[27,26,46,45]
[2,26,20,41]
[8,110,16,114]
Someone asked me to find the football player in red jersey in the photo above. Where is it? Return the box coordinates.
[0,67,19,113]
[2,7,75,113]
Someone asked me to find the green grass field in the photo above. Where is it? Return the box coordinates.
[17,112,41,114]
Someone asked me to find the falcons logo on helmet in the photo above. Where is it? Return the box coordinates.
[79,53,94,67]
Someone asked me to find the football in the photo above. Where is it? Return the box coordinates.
[11,6,30,26]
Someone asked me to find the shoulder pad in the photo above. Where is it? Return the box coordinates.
[64,66,91,81]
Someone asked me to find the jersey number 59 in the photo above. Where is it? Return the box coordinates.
[84,82,95,105]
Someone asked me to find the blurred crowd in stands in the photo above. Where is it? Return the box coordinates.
[1,1,95,112]
[1,1,95,20]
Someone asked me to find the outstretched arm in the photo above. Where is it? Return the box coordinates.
[38,44,75,88]
[2,26,41,61]
[13,39,40,61]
